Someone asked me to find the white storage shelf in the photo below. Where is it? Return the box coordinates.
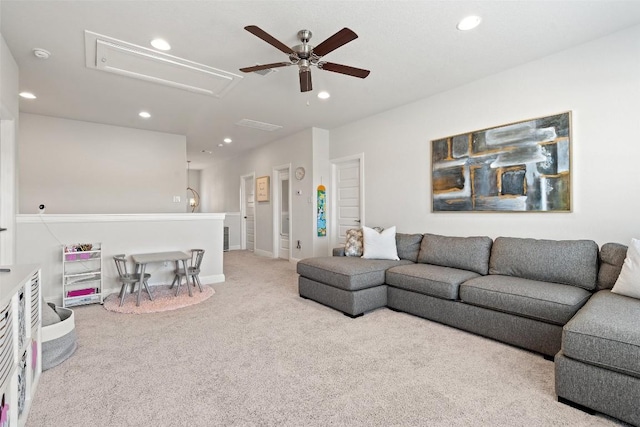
[0,264,41,427]
[62,243,103,308]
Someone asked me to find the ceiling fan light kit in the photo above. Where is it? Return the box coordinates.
[240,25,370,92]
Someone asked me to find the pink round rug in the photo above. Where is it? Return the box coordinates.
[103,284,214,314]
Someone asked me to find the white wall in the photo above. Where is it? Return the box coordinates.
[0,35,19,119]
[18,114,187,214]
[312,128,330,256]
[201,128,316,259]
[329,24,640,247]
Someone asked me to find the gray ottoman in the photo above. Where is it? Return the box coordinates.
[297,256,412,317]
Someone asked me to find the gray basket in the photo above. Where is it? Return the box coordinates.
[41,307,77,371]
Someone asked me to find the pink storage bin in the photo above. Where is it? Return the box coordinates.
[67,288,95,298]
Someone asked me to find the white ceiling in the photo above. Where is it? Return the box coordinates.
[3,1,640,168]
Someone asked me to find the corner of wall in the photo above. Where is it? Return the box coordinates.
[312,128,331,256]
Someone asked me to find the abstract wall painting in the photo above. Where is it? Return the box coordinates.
[431,112,571,212]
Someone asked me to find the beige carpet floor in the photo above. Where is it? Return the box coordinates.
[28,251,626,426]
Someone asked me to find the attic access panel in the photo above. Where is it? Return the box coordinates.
[85,31,242,97]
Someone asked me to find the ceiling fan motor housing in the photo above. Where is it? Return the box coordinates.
[297,29,312,43]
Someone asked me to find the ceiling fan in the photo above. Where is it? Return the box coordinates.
[239,25,370,92]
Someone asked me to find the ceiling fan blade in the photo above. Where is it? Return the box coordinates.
[239,62,291,73]
[244,25,295,55]
[319,62,370,79]
[313,28,358,57]
[299,69,312,92]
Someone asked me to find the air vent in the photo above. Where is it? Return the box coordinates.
[84,31,242,98]
[253,66,279,76]
[235,119,283,132]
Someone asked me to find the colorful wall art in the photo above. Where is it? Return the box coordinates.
[317,184,326,236]
[432,112,571,212]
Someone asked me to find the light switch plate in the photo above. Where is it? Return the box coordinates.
[173,196,181,203]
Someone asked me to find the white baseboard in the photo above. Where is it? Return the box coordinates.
[200,274,225,284]
[227,245,242,251]
[254,249,273,258]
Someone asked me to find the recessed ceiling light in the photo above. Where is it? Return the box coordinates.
[150,38,171,51]
[457,15,482,31]
[139,111,151,119]
[223,138,232,144]
[217,143,224,147]
[32,48,51,59]
[317,91,330,100]
[19,92,37,99]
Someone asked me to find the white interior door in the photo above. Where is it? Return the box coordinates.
[278,170,290,259]
[241,175,255,251]
[331,156,363,250]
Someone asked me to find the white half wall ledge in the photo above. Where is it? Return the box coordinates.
[17,213,226,223]
[16,212,226,302]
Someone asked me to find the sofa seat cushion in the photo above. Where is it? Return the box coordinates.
[563,290,640,378]
[460,275,592,325]
[297,257,413,291]
[386,264,480,300]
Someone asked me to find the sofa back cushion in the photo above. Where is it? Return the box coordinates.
[598,242,628,290]
[417,234,493,275]
[396,233,423,262]
[489,237,598,290]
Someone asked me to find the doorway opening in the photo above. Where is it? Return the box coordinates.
[240,173,255,251]
[272,165,291,260]
[330,154,364,251]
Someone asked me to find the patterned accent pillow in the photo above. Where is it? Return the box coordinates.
[344,227,385,257]
[344,228,364,257]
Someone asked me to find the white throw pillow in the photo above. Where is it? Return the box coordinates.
[361,226,399,260]
[611,238,640,299]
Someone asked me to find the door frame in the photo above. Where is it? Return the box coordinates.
[330,153,365,251]
[0,113,16,265]
[239,173,256,251]
[272,164,292,260]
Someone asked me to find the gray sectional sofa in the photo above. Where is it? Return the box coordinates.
[297,233,639,426]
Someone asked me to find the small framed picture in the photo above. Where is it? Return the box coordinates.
[256,176,270,202]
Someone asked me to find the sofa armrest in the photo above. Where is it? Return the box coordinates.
[333,247,346,257]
